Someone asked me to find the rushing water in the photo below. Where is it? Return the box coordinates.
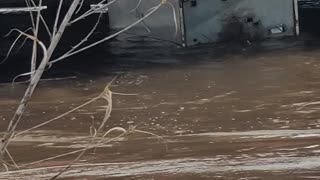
[1,36,320,179]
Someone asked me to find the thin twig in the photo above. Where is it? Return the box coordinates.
[49,3,163,64]
[30,0,42,79]
[15,96,100,137]
[20,131,126,168]
[40,15,52,38]
[12,71,35,87]
[24,0,35,31]
[166,2,178,37]
[58,13,103,60]
[1,162,8,172]
[5,149,19,170]
[50,80,116,179]
[70,0,117,24]
[52,0,64,38]
[75,0,85,14]
[1,28,33,64]
[0,0,82,159]
[130,0,143,12]
[0,30,48,159]
[50,128,125,180]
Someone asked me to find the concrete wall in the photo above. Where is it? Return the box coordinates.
[183,0,296,46]
[108,0,183,44]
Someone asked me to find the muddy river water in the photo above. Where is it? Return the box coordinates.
[1,37,320,179]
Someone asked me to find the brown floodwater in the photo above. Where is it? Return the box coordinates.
[1,36,320,179]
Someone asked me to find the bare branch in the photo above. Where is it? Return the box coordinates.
[2,34,23,64]
[165,2,178,37]
[58,13,103,60]
[53,0,64,38]
[1,162,8,172]
[5,149,19,170]
[49,3,163,65]
[30,0,42,78]
[70,0,117,24]
[40,15,52,38]
[0,1,170,178]
[24,0,35,30]
[12,71,35,86]
[0,30,48,159]
[0,0,82,162]
[75,0,85,14]
[130,0,143,12]
[1,28,33,64]
[15,96,100,137]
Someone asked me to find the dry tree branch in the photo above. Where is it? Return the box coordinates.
[165,2,178,37]
[1,28,33,64]
[75,0,85,14]
[70,0,117,24]
[49,74,166,178]
[30,0,42,78]
[45,0,81,60]
[12,122,165,176]
[58,13,103,60]
[0,0,82,161]
[5,149,19,170]
[15,96,100,137]
[12,72,36,86]
[27,0,52,77]
[97,89,112,132]
[0,0,171,177]
[0,159,17,170]
[133,0,178,36]
[0,30,48,159]
[46,81,115,179]
[11,61,57,85]
[24,0,35,30]
[1,162,8,172]
[34,124,166,179]
[49,127,125,180]
[28,0,51,34]
[39,15,53,38]
[20,129,127,168]
[49,3,163,65]
[24,82,153,178]
[50,0,179,64]
[53,0,64,38]
[46,122,166,179]
[46,123,165,180]
[130,128,168,151]
[27,0,53,39]
[16,76,117,137]
[15,36,29,53]
[130,0,143,13]
[131,0,155,33]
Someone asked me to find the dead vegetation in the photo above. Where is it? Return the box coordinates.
[0,0,176,178]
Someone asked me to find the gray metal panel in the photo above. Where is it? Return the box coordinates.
[108,0,183,44]
[183,0,296,46]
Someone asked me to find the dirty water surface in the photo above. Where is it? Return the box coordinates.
[1,38,320,179]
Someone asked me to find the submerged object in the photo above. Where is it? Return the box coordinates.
[269,24,287,34]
